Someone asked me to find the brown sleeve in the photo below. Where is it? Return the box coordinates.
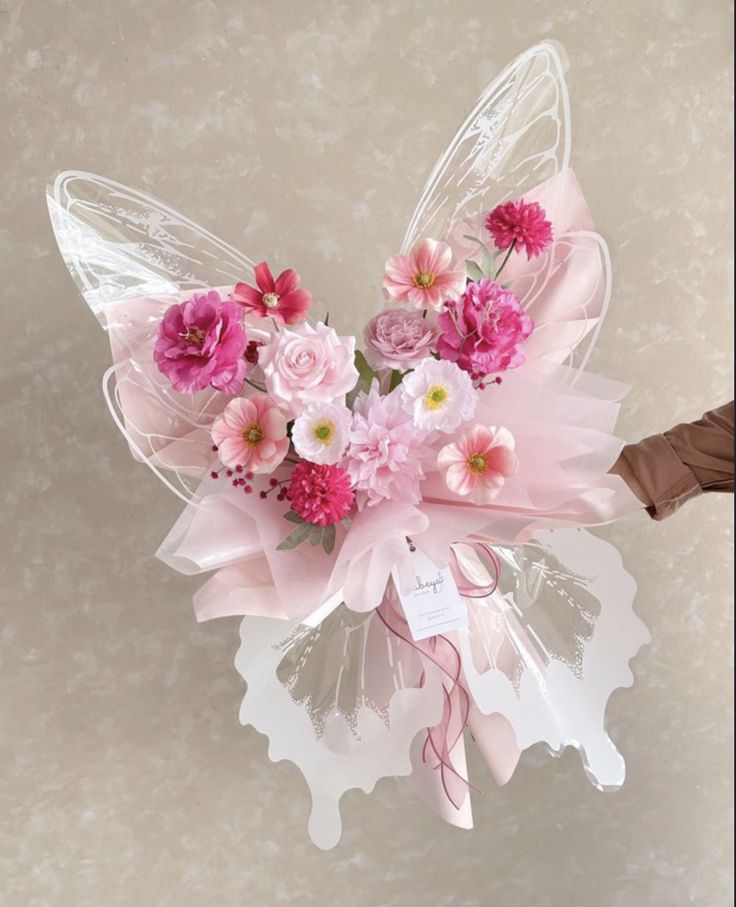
[621,400,734,520]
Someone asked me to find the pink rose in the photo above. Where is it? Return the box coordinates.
[259,322,359,416]
[154,291,247,395]
[363,309,438,371]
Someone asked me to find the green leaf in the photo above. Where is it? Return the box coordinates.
[388,369,404,392]
[284,511,304,524]
[353,349,378,393]
[465,259,485,282]
[308,525,324,547]
[277,523,312,550]
[462,234,496,278]
[341,517,352,529]
[322,524,336,554]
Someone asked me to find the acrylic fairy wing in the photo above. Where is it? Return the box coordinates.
[456,528,650,789]
[235,604,445,849]
[402,41,571,254]
[47,172,260,504]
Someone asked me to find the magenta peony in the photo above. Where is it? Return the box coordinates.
[233,261,311,325]
[363,309,438,371]
[287,461,355,527]
[437,279,534,380]
[485,199,553,260]
[153,291,248,395]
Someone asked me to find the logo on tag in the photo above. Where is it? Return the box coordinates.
[392,548,468,641]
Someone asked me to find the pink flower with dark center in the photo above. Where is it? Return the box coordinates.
[485,199,553,260]
[287,461,355,527]
[233,261,312,324]
[437,278,534,379]
[154,291,248,395]
[211,394,289,472]
[383,238,466,310]
[438,425,518,504]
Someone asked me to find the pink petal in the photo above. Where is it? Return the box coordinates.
[216,437,248,468]
[445,462,475,497]
[233,282,264,307]
[274,268,300,295]
[279,289,312,323]
[254,261,276,293]
[487,445,519,477]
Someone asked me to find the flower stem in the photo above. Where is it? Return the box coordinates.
[494,240,516,279]
[245,378,266,392]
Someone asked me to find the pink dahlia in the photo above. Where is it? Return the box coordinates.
[485,199,553,260]
[287,461,355,527]
[438,425,518,504]
[437,278,534,379]
[233,261,312,324]
[383,238,466,311]
[211,394,289,472]
[154,291,248,395]
[343,384,430,509]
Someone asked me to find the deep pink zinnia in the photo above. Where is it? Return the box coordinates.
[154,291,248,395]
[437,278,534,380]
[233,261,311,324]
[287,461,355,527]
[485,199,553,260]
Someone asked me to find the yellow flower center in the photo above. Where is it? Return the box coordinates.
[244,422,264,446]
[424,384,449,410]
[413,270,435,288]
[467,453,487,474]
[313,421,334,444]
[262,292,280,309]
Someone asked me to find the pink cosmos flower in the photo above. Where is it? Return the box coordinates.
[287,461,355,527]
[363,309,438,372]
[154,291,248,395]
[211,394,289,472]
[438,425,518,504]
[485,199,553,260]
[383,238,466,310]
[259,322,359,417]
[437,278,534,379]
[343,384,430,509]
[233,261,312,324]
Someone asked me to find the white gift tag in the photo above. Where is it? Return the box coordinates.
[392,549,468,641]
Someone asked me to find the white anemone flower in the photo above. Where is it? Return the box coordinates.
[292,401,352,465]
[400,357,478,433]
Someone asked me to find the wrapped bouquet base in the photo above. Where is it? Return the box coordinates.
[49,41,649,848]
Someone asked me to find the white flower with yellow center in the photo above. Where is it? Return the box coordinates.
[292,401,352,465]
[400,357,477,433]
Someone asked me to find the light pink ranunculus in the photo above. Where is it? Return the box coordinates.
[259,322,359,416]
[383,238,466,310]
[211,394,289,472]
[438,424,518,504]
[363,309,438,371]
[153,291,248,395]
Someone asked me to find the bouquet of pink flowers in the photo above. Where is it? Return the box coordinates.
[48,42,649,849]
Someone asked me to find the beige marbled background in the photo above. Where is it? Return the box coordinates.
[1,1,733,905]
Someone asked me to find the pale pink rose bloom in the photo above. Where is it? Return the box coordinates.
[363,309,438,371]
[211,394,289,472]
[438,425,518,504]
[259,322,359,416]
[383,238,466,310]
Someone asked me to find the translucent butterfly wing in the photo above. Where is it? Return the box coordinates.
[402,41,571,253]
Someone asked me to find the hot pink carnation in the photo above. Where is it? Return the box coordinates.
[437,278,534,379]
[363,309,438,371]
[485,199,553,260]
[287,461,355,527]
[233,261,311,325]
[383,238,466,311]
[154,291,248,395]
[343,384,430,509]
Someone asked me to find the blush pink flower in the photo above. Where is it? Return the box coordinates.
[383,238,466,310]
[259,322,359,417]
[287,461,355,527]
[438,425,518,504]
[485,199,553,260]
[363,309,438,371]
[211,394,289,472]
[437,278,534,379]
[233,261,311,324]
[154,291,248,395]
[343,384,430,509]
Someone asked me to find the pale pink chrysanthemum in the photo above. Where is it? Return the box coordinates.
[287,461,354,527]
[437,424,518,504]
[383,238,466,310]
[485,199,553,260]
[343,384,430,509]
[211,394,289,472]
